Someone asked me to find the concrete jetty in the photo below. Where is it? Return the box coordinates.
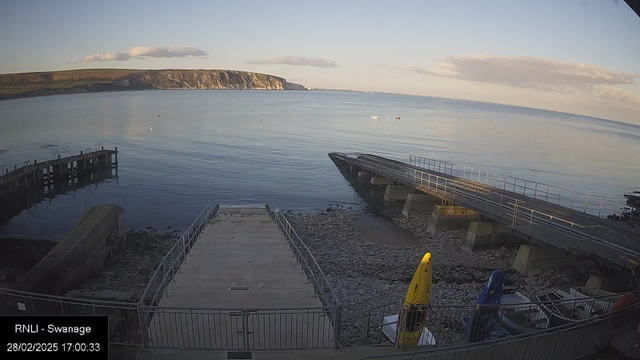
[146,205,334,351]
[329,152,640,273]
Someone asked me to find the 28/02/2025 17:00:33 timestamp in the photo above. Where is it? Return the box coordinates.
[1,315,108,359]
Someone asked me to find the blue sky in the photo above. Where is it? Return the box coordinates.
[1,0,639,123]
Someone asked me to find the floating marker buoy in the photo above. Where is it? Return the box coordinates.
[395,116,400,120]
[157,114,160,117]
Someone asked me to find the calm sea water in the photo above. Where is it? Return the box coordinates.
[1,90,639,240]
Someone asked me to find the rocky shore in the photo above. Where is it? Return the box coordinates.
[67,228,181,302]
[1,228,183,302]
[286,206,595,346]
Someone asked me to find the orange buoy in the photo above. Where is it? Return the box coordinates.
[395,116,401,120]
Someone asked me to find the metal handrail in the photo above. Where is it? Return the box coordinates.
[272,205,342,349]
[272,205,340,307]
[409,155,637,220]
[365,290,638,352]
[363,301,640,359]
[138,203,217,306]
[0,287,139,307]
[505,201,640,258]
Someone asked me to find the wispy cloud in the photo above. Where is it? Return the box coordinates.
[83,46,208,62]
[412,55,640,104]
[247,56,337,68]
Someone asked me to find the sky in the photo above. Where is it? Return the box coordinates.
[1,0,639,124]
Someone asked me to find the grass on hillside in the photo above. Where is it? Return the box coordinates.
[0,69,143,96]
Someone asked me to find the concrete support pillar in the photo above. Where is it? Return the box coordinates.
[358,171,374,183]
[32,160,38,184]
[53,164,62,179]
[370,177,394,186]
[61,162,69,180]
[461,221,512,253]
[24,168,30,189]
[384,185,415,202]
[584,274,626,292]
[426,205,481,234]
[512,244,576,274]
[402,193,440,218]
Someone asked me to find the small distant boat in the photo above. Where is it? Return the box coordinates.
[395,116,401,120]
[371,115,380,120]
[535,289,597,327]
[498,290,549,333]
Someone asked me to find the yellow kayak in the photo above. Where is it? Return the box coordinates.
[398,252,432,346]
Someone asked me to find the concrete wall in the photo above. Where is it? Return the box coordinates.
[15,204,126,295]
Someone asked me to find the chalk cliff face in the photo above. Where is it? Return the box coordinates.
[0,69,307,100]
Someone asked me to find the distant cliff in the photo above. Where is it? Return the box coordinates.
[0,69,307,100]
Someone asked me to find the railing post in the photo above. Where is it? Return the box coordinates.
[183,236,188,264]
[171,250,177,282]
[558,189,562,205]
[334,305,342,350]
[598,198,603,217]
[534,183,538,199]
[545,185,549,202]
[137,302,149,350]
[529,210,534,235]
[242,309,249,352]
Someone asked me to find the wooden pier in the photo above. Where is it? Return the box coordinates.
[0,147,118,199]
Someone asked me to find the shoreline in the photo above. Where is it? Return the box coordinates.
[0,228,182,301]
[286,205,595,346]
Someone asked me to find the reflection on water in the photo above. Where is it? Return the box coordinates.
[0,90,639,240]
[0,167,117,228]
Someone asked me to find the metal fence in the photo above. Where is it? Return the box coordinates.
[344,153,639,269]
[409,155,636,222]
[363,300,640,360]
[138,203,218,306]
[0,203,343,351]
[0,288,143,346]
[140,305,338,351]
[365,290,634,350]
